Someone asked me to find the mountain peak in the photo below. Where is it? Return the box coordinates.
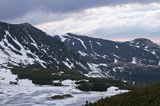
[18,22,38,31]
[0,21,32,27]
[127,38,159,49]
[0,21,8,25]
[133,38,153,43]
[129,38,157,46]
[20,22,32,27]
[0,21,36,32]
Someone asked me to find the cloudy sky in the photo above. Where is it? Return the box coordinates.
[1,0,160,43]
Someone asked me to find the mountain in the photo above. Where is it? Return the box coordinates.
[56,34,160,85]
[0,21,160,85]
[0,21,88,72]
[126,38,160,59]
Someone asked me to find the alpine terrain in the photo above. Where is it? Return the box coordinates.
[0,21,160,86]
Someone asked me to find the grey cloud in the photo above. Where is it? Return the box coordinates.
[88,25,160,40]
[0,0,159,21]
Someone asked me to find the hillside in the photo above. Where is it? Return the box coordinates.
[0,21,160,86]
[85,83,160,106]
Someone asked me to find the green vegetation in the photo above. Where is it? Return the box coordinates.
[77,78,132,91]
[75,80,89,84]
[52,82,63,86]
[85,83,160,106]
[11,67,132,91]
[11,67,87,85]
[77,82,93,91]
[50,94,73,100]
[77,82,110,91]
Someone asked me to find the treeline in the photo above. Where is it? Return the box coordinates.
[11,67,131,91]
[84,83,160,106]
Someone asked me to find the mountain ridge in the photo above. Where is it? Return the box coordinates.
[0,21,160,85]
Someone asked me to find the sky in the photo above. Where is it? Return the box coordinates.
[1,0,160,43]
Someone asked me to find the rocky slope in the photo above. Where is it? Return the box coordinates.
[56,34,160,85]
[0,21,160,85]
[0,22,88,72]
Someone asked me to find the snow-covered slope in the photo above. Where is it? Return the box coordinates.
[59,34,159,66]
[56,33,160,85]
[126,38,160,62]
[0,21,160,85]
[0,79,128,106]
[0,22,89,72]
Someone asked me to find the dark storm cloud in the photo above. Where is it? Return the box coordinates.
[0,0,159,20]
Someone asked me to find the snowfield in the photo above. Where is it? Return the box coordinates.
[0,68,128,106]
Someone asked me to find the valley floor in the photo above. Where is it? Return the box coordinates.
[0,68,128,106]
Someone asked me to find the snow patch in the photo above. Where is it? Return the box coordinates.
[72,42,75,45]
[61,79,76,87]
[0,68,17,84]
[0,68,128,106]
[28,34,39,49]
[99,63,108,67]
[63,61,72,69]
[115,45,119,49]
[131,57,137,64]
[78,51,87,57]
[86,63,108,78]
[63,58,74,69]
[113,54,119,58]
[73,37,87,50]
[0,82,128,106]
[107,86,119,92]
[114,58,118,64]
[76,61,87,70]
[152,51,156,55]
[96,42,101,46]
[112,68,117,72]
[59,35,67,42]
[0,30,46,68]
[144,46,148,49]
